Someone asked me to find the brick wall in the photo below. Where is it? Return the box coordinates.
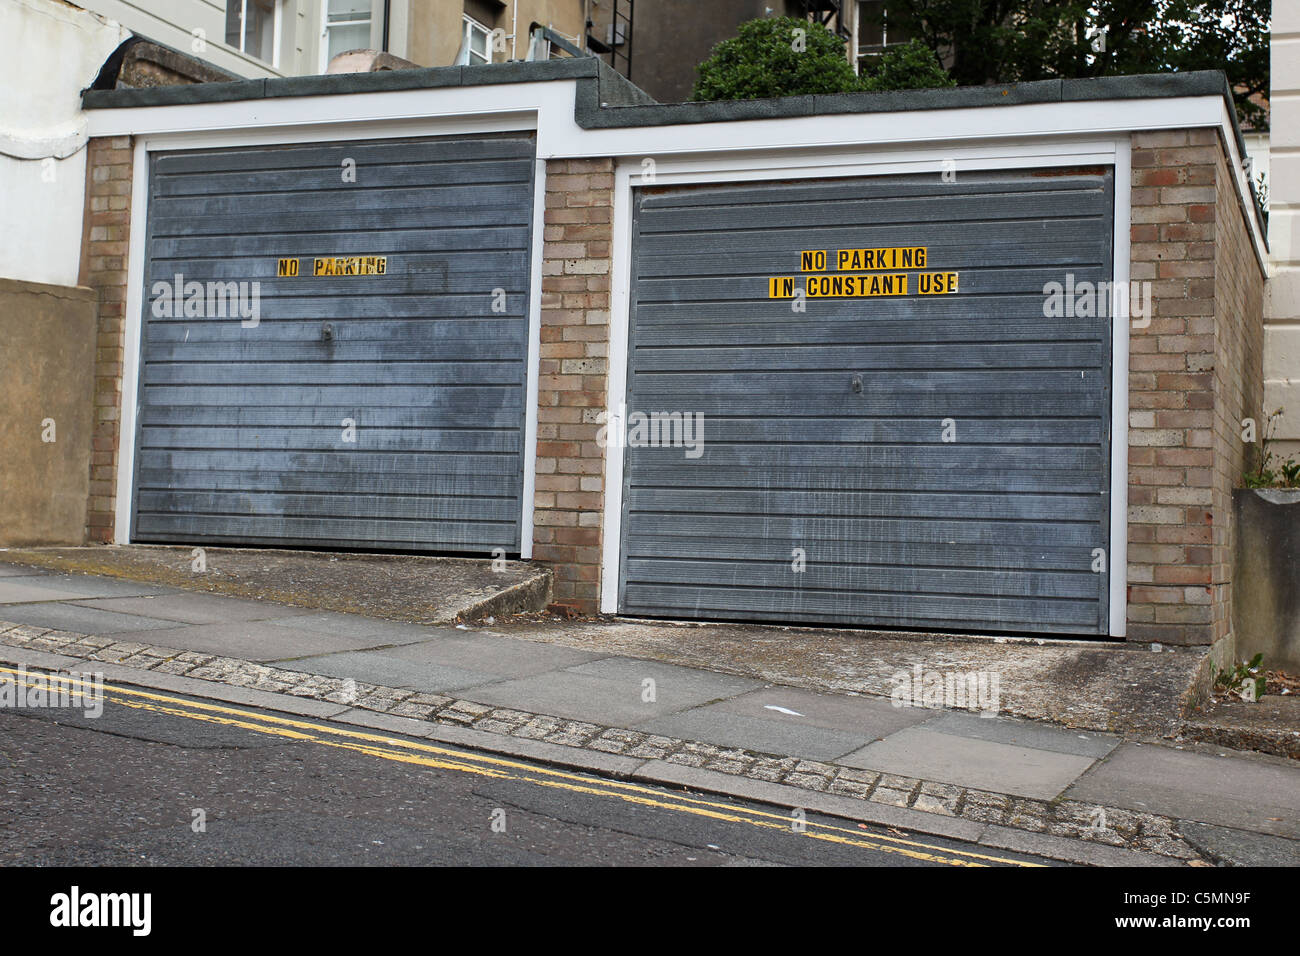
[78,136,133,544]
[1210,140,1265,645]
[76,129,1267,636]
[532,158,615,610]
[1127,129,1264,645]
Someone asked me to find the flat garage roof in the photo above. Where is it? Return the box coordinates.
[79,59,1263,249]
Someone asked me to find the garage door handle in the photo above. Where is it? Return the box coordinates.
[321,323,334,342]
[851,375,862,394]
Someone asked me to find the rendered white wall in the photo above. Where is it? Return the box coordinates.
[78,0,296,77]
[0,0,127,287]
[1266,6,1300,458]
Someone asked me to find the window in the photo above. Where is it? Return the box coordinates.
[857,0,910,62]
[459,15,492,65]
[225,0,278,64]
[323,0,373,68]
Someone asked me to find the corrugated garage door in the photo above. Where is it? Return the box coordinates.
[134,134,534,552]
[620,169,1113,635]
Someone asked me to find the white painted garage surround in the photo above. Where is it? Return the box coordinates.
[85,68,1266,639]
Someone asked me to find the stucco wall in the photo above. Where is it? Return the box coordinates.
[0,278,98,546]
[1266,6,1300,459]
[0,0,127,287]
[406,0,587,69]
[1232,490,1300,672]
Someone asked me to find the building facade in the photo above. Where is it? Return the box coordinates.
[44,64,1264,664]
[58,1,589,78]
[1266,8,1299,459]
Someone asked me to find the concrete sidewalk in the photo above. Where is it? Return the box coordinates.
[0,545,552,625]
[1,561,1297,867]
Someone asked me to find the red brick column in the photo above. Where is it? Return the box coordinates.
[78,136,134,543]
[532,158,615,611]
[1126,129,1264,646]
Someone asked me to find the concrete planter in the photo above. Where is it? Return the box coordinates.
[1233,489,1300,672]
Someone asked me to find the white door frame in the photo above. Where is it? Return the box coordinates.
[115,114,544,556]
[599,135,1133,637]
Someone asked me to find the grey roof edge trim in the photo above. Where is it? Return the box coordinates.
[576,70,1233,131]
[576,68,1263,247]
[80,56,602,109]
[79,63,1260,245]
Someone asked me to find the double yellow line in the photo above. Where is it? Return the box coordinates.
[0,665,1043,867]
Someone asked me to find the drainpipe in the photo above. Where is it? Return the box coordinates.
[381,0,391,52]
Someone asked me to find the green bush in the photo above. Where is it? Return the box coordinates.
[860,39,955,92]
[691,17,862,101]
[691,19,955,102]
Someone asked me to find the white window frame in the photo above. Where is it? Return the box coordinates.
[320,0,375,72]
[227,0,282,68]
[459,15,493,66]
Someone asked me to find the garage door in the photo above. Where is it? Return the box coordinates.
[620,169,1113,635]
[133,134,535,553]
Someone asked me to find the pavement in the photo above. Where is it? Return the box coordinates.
[0,555,1297,868]
[0,545,552,625]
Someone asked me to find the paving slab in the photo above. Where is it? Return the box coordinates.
[0,602,185,635]
[72,593,313,625]
[840,727,1099,799]
[488,617,1208,736]
[106,620,422,663]
[0,564,48,578]
[640,683,932,760]
[564,656,762,700]
[1065,743,1300,839]
[639,708,872,761]
[711,685,937,738]
[921,711,1121,759]
[382,633,601,678]
[460,662,760,726]
[279,650,494,693]
[265,611,452,644]
[0,580,114,605]
[5,574,177,600]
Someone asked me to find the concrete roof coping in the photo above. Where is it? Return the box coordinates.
[82,60,1236,138]
[79,62,1259,240]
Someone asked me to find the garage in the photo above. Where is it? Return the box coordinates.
[618,169,1115,635]
[132,133,536,553]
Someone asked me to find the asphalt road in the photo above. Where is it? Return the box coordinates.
[0,677,1058,867]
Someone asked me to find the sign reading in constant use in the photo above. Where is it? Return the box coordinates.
[768,246,958,299]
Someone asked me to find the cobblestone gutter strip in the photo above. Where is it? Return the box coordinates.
[0,621,1200,862]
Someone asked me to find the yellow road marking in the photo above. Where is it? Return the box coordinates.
[1,665,1043,867]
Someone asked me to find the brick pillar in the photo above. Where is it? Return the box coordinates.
[1127,129,1264,646]
[78,136,134,543]
[533,158,615,611]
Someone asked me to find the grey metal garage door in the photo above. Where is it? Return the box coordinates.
[620,169,1114,634]
[133,134,534,552]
